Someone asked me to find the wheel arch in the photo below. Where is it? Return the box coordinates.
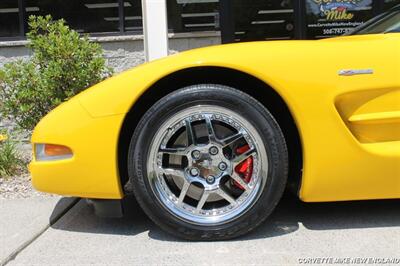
[118,66,303,196]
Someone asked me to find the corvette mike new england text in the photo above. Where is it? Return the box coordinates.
[298,257,400,264]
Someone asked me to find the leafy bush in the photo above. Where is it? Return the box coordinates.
[0,15,113,130]
[0,132,24,178]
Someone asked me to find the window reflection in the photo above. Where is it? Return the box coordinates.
[233,0,295,42]
[124,0,142,33]
[306,0,374,39]
[26,0,121,34]
[0,0,20,37]
[384,0,400,10]
[167,0,220,33]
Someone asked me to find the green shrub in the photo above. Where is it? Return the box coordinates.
[0,132,24,178]
[0,15,113,130]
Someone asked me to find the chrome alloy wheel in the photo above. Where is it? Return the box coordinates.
[147,105,268,225]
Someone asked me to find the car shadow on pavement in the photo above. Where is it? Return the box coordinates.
[50,196,152,237]
[49,193,400,242]
[241,194,400,241]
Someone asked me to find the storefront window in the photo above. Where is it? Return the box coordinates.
[167,0,220,33]
[306,0,374,39]
[1,0,399,40]
[26,0,121,33]
[124,0,143,32]
[0,0,20,37]
[233,0,294,41]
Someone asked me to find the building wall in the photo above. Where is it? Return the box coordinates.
[0,32,221,72]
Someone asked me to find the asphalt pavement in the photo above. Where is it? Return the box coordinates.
[4,194,400,265]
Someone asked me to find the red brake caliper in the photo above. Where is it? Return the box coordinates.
[233,145,253,190]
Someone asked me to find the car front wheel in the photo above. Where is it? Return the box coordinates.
[128,84,288,240]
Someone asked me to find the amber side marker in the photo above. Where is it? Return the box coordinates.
[44,144,73,157]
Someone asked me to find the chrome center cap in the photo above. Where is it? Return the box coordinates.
[189,145,231,181]
[192,153,220,178]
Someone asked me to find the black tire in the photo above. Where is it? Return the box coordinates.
[128,84,288,240]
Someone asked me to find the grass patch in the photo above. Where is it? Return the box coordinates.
[0,133,25,178]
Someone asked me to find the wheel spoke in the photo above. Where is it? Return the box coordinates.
[162,168,185,180]
[220,131,244,147]
[185,119,196,146]
[159,147,187,156]
[216,189,237,206]
[196,190,210,211]
[230,173,250,191]
[232,148,256,167]
[178,181,190,204]
[205,115,217,143]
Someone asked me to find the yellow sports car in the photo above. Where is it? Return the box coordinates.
[30,7,400,240]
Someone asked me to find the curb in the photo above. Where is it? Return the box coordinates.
[0,197,80,266]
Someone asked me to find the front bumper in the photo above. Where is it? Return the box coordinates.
[30,98,125,199]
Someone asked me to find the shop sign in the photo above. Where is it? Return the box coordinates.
[308,0,372,21]
[307,0,372,36]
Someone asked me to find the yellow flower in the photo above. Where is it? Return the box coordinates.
[0,134,8,142]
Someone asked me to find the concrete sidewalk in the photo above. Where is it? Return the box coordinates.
[5,195,400,265]
[0,197,78,266]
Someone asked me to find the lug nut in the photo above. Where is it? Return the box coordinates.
[192,150,201,160]
[209,146,218,155]
[218,162,227,171]
[189,168,199,177]
[206,175,215,184]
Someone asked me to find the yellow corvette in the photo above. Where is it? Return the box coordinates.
[30,8,400,240]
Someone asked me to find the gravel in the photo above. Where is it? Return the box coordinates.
[0,174,54,199]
